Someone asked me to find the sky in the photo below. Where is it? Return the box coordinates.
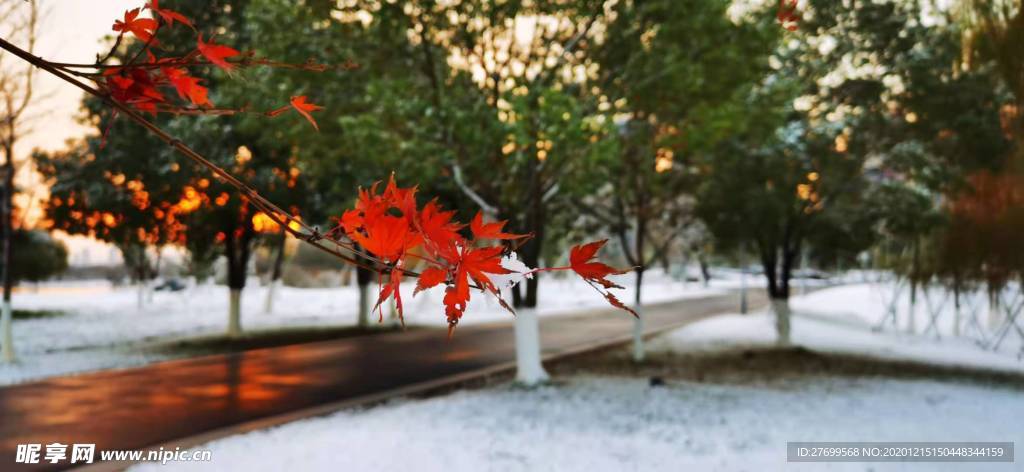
[12,1,140,265]
[18,1,138,153]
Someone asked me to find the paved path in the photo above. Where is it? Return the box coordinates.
[0,289,766,471]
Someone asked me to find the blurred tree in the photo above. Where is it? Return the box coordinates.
[957,0,1022,155]
[241,0,444,327]
[2,229,68,284]
[35,131,187,300]
[698,91,881,344]
[0,0,38,362]
[242,0,617,384]
[577,0,777,360]
[36,0,314,337]
[708,0,1013,340]
[398,0,607,310]
[952,0,1024,340]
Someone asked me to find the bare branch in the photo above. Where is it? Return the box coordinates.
[451,162,500,216]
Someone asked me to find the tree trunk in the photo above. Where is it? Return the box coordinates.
[1,144,13,362]
[698,252,711,287]
[771,296,792,345]
[632,212,646,362]
[146,249,161,303]
[356,262,372,328]
[0,0,35,364]
[907,240,919,334]
[263,233,286,314]
[740,268,748,314]
[632,267,645,362]
[776,246,797,345]
[513,207,548,383]
[136,279,145,310]
[224,226,252,338]
[518,214,544,308]
[514,307,549,386]
[510,283,523,308]
[952,284,961,337]
[0,299,10,363]
[227,289,242,338]
[988,289,1001,331]
[762,244,794,345]
[263,279,280,315]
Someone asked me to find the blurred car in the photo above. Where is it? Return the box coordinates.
[792,269,830,280]
[154,278,187,292]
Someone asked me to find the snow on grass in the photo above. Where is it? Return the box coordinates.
[130,281,1024,472]
[792,280,1023,349]
[132,377,1024,472]
[0,269,725,385]
[789,283,1023,359]
[651,312,1024,375]
[650,284,1023,374]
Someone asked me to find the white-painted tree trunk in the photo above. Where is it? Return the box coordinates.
[227,289,242,338]
[263,279,279,314]
[988,292,1002,331]
[740,270,748,314]
[907,285,917,334]
[952,294,962,337]
[514,308,549,386]
[136,283,145,309]
[772,298,791,345]
[632,305,645,362]
[357,283,370,328]
[1,300,13,362]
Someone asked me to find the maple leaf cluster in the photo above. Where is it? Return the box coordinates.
[102,2,323,129]
[335,176,635,332]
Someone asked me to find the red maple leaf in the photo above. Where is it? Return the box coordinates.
[329,174,647,329]
[147,0,192,27]
[443,283,469,329]
[339,178,416,246]
[443,245,512,325]
[469,212,528,241]
[289,96,324,131]
[460,245,512,292]
[414,266,448,295]
[113,8,159,42]
[381,174,418,221]
[105,68,165,113]
[603,291,638,318]
[373,269,406,324]
[197,34,240,71]
[163,67,210,107]
[566,240,636,317]
[268,96,325,131]
[350,214,422,263]
[418,201,464,262]
[569,240,627,289]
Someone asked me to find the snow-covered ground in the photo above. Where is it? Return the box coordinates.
[0,269,731,385]
[790,282,1024,357]
[651,310,1024,375]
[134,285,1024,472]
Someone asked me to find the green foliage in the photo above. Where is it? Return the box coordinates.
[574,0,777,277]
[27,0,1017,304]
[1,230,68,283]
[35,0,312,288]
[694,0,1011,297]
